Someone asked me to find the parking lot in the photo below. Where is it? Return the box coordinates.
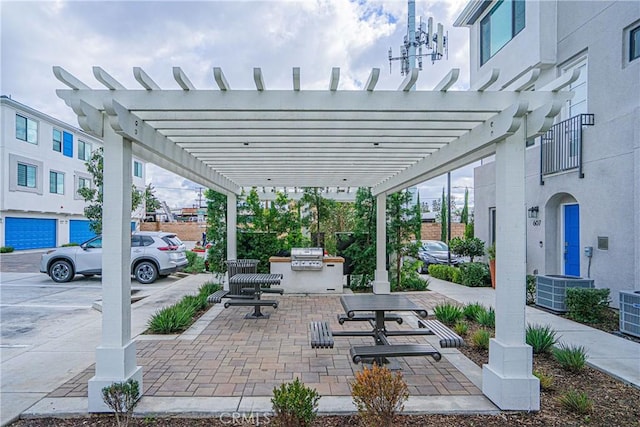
[0,251,178,347]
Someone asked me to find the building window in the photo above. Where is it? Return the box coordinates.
[631,26,640,62]
[16,114,38,144]
[53,129,62,152]
[133,161,143,178]
[50,171,64,194]
[62,131,73,158]
[17,163,37,188]
[78,140,92,161]
[78,177,91,189]
[562,58,588,119]
[480,0,525,65]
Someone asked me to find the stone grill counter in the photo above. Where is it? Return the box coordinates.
[269,255,344,294]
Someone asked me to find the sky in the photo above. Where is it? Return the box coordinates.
[1,0,477,210]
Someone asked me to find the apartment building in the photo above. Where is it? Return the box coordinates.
[455,0,640,305]
[0,96,146,250]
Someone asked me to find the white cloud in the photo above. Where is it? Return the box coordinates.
[1,0,474,209]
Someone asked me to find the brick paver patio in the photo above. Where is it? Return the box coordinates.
[50,292,481,399]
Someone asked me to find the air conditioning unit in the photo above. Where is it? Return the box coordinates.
[536,275,594,312]
[619,290,640,338]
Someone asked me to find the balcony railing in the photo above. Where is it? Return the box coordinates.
[540,114,595,184]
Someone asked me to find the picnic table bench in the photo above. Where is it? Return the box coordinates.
[417,319,465,348]
[226,272,283,319]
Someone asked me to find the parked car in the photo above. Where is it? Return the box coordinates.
[417,240,464,273]
[40,231,188,284]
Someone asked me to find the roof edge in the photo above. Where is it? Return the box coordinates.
[453,0,492,27]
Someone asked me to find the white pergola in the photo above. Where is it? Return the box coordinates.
[55,65,573,412]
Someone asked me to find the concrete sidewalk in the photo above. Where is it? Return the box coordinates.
[427,277,640,388]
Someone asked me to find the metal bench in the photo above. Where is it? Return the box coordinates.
[223,299,279,309]
[349,344,441,364]
[207,289,229,304]
[337,313,403,325]
[309,321,334,349]
[418,319,465,348]
[241,287,284,295]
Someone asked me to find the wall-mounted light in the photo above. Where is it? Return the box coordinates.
[527,206,539,219]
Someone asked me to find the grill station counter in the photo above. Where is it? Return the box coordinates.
[270,248,344,294]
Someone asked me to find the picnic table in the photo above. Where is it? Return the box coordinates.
[310,294,463,365]
[224,273,283,319]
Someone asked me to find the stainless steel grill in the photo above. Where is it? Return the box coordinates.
[290,247,323,271]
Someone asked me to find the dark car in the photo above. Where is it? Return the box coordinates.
[417,240,464,273]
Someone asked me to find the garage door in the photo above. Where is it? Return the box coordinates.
[5,217,57,250]
[69,220,97,244]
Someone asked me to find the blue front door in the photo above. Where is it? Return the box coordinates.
[564,204,580,276]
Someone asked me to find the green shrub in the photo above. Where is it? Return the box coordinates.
[463,302,486,321]
[558,390,592,414]
[350,274,373,292]
[553,343,588,372]
[471,329,491,350]
[526,275,536,305]
[0,246,15,253]
[427,264,452,281]
[533,370,554,390]
[350,364,408,427]
[475,307,495,329]
[198,282,221,297]
[565,288,611,323]
[450,267,462,284]
[458,262,490,287]
[391,259,428,292]
[178,293,208,312]
[449,236,485,262]
[271,377,320,427]
[147,304,195,334]
[526,324,558,354]
[102,379,140,427]
[184,251,206,274]
[61,242,80,247]
[453,320,468,336]
[433,303,464,326]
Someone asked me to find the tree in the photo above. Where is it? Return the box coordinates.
[460,188,469,224]
[77,147,142,235]
[440,188,447,242]
[344,188,376,280]
[300,188,336,248]
[387,190,421,291]
[144,184,161,216]
[204,188,228,276]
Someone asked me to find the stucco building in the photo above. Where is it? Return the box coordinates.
[0,96,146,249]
[455,0,640,306]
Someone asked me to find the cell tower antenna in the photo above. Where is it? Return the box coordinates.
[388,0,448,87]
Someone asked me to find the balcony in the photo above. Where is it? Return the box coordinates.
[540,114,595,184]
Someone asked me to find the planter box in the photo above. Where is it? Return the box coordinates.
[620,290,640,338]
[536,275,594,312]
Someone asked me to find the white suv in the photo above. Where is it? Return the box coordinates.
[40,231,188,284]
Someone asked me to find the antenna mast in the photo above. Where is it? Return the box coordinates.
[388,0,448,83]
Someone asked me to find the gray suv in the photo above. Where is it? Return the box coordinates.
[40,231,188,284]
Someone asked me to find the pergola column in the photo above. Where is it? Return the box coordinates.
[482,124,539,410]
[225,193,237,290]
[373,193,390,294]
[88,115,142,412]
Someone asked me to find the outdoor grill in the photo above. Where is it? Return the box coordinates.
[290,247,324,271]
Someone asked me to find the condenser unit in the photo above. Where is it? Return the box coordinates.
[536,275,594,312]
[619,290,640,338]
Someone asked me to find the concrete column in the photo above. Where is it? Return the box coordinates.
[373,193,390,294]
[88,116,142,412]
[482,124,539,410]
[225,193,237,290]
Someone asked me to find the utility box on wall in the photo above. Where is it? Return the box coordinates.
[619,290,640,338]
[536,275,595,312]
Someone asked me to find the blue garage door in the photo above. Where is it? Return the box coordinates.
[69,220,97,244]
[5,217,57,250]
